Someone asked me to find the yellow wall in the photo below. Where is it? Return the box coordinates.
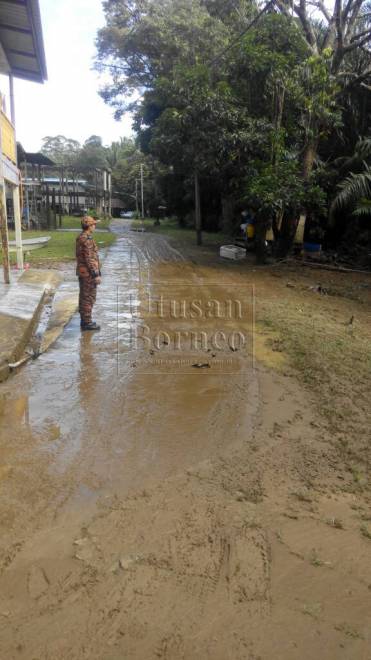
[1,111,16,164]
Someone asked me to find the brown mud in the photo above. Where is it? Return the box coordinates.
[0,221,370,659]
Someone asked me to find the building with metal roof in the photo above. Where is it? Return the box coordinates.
[0,0,47,83]
[17,143,54,167]
[0,0,47,281]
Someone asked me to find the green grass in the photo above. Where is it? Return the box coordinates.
[1,215,228,266]
[1,228,116,265]
[59,215,112,230]
[130,217,231,245]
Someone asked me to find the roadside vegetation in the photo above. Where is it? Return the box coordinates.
[2,223,115,266]
[130,216,231,245]
[91,0,371,263]
[39,1,371,265]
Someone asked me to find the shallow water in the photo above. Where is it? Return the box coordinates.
[0,221,258,533]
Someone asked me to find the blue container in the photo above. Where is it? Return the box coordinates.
[304,242,322,253]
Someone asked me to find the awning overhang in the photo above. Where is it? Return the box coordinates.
[0,0,47,83]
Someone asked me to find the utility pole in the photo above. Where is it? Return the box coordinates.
[64,168,70,216]
[194,170,202,246]
[58,166,63,227]
[61,165,66,219]
[24,159,31,227]
[108,170,112,217]
[135,179,139,216]
[95,169,99,214]
[140,164,144,219]
[13,185,23,269]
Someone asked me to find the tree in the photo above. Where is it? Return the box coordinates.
[96,1,274,237]
[41,135,81,166]
[331,139,371,216]
[96,0,231,117]
[145,65,271,231]
[274,0,371,178]
[110,139,142,209]
[333,166,371,212]
[84,135,104,147]
[74,136,109,170]
[95,0,371,256]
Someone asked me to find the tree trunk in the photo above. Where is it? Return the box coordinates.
[221,196,234,234]
[194,171,202,246]
[293,135,320,248]
[276,209,300,258]
[254,209,270,264]
[302,136,318,181]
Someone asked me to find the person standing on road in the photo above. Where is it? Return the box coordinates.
[76,215,102,331]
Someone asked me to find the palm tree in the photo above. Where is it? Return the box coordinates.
[331,139,371,218]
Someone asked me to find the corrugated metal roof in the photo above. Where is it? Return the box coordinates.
[0,0,47,83]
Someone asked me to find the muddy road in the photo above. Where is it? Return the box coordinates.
[0,220,370,659]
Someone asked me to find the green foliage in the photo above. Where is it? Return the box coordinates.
[96,0,230,118]
[241,14,309,74]
[41,135,81,166]
[146,65,270,177]
[87,208,99,219]
[39,132,165,216]
[74,136,109,170]
[332,166,371,215]
[353,199,371,217]
[41,135,109,170]
[287,52,342,141]
[95,0,371,242]
[106,137,166,212]
[245,159,326,217]
[333,139,371,176]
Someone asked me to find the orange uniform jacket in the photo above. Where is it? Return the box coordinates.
[76,232,101,278]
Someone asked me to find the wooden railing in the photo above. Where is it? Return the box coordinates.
[0,110,16,164]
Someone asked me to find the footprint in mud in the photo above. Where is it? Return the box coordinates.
[73,536,101,567]
[228,528,270,605]
[156,632,184,659]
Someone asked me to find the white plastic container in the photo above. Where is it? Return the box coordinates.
[219,245,246,260]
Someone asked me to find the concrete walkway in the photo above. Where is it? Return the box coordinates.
[0,269,63,381]
[0,236,117,381]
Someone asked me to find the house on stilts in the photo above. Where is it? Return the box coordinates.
[0,0,47,282]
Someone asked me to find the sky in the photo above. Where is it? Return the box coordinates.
[8,0,133,152]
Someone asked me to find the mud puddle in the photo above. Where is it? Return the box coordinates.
[0,221,259,565]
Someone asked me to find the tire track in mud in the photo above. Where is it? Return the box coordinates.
[0,463,270,660]
[111,219,185,270]
[126,233,186,266]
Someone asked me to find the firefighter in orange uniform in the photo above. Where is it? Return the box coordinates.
[76,215,102,331]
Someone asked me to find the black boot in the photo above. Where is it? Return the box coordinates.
[81,321,101,332]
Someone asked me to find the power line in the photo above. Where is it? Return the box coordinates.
[209,0,275,67]
[99,1,276,75]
